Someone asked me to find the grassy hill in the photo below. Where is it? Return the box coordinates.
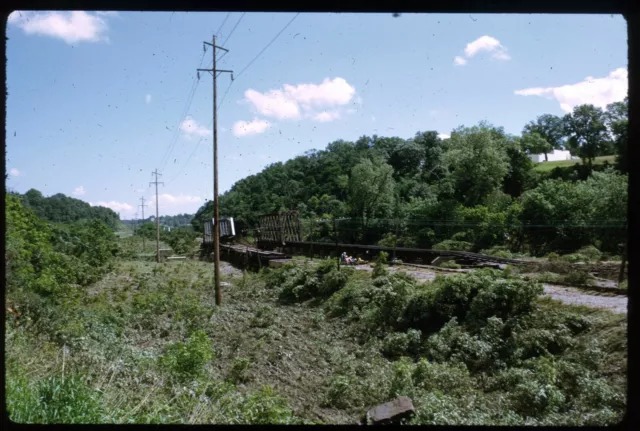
[533,155,616,172]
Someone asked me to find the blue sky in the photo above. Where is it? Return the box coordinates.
[6,12,627,218]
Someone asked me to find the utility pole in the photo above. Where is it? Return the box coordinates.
[139,197,147,252]
[150,169,164,263]
[134,211,139,235]
[198,35,233,306]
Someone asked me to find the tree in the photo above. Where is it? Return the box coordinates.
[522,114,565,161]
[563,104,610,168]
[444,124,510,207]
[605,97,628,173]
[349,157,395,224]
[503,137,535,198]
[520,132,553,160]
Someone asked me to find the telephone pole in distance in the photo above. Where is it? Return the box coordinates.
[198,35,233,306]
[139,197,147,252]
[150,169,164,263]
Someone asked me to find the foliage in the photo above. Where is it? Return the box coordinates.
[432,240,472,251]
[563,104,611,167]
[7,374,104,424]
[20,188,120,229]
[372,251,389,278]
[349,157,396,222]
[444,124,510,207]
[160,331,214,380]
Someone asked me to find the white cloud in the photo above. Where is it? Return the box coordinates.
[242,77,356,123]
[455,35,510,65]
[232,118,272,137]
[145,94,152,104]
[95,11,119,17]
[90,200,134,214]
[8,11,110,44]
[515,67,628,113]
[179,116,212,138]
[72,186,86,196]
[453,56,467,66]
[438,133,450,140]
[244,89,301,120]
[312,111,341,123]
[9,168,21,177]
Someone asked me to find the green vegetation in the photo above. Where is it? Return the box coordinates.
[5,189,626,424]
[533,155,616,172]
[18,188,120,229]
[191,102,626,257]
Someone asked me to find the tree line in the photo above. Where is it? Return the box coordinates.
[191,100,627,256]
[17,188,121,230]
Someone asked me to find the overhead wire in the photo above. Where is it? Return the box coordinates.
[218,12,301,108]
[161,12,231,175]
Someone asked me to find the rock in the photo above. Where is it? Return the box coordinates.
[364,396,415,425]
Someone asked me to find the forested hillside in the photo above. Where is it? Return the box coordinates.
[18,188,121,230]
[193,101,628,256]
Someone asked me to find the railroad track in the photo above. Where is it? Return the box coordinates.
[258,240,530,265]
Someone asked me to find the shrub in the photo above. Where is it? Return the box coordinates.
[439,260,461,269]
[412,359,475,396]
[561,253,588,264]
[229,357,252,383]
[467,278,543,323]
[372,251,389,279]
[318,266,353,296]
[576,245,602,261]
[160,330,214,380]
[389,357,416,399]
[251,306,276,328]
[433,240,473,251]
[546,252,560,261]
[7,374,104,424]
[510,380,565,418]
[324,375,359,409]
[563,271,592,286]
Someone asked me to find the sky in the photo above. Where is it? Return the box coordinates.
[5,11,628,218]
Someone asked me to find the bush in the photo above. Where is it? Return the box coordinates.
[576,246,602,262]
[510,380,565,418]
[7,374,104,424]
[160,330,214,380]
[467,278,543,323]
[561,253,588,264]
[372,251,389,278]
[381,329,421,358]
[546,252,560,261]
[432,240,473,252]
[439,260,461,269]
[412,359,475,396]
[563,271,592,286]
[229,357,252,383]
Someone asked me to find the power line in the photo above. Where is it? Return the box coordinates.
[222,12,246,46]
[216,12,232,37]
[166,119,213,185]
[235,13,300,80]
[159,79,201,171]
[216,13,300,109]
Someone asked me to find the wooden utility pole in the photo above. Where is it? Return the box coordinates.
[198,35,233,306]
[150,169,164,263]
[619,242,627,285]
[139,197,147,252]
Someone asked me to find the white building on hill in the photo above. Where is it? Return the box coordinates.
[528,149,572,163]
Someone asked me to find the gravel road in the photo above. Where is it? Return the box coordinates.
[355,265,628,314]
[542,283,627,314]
